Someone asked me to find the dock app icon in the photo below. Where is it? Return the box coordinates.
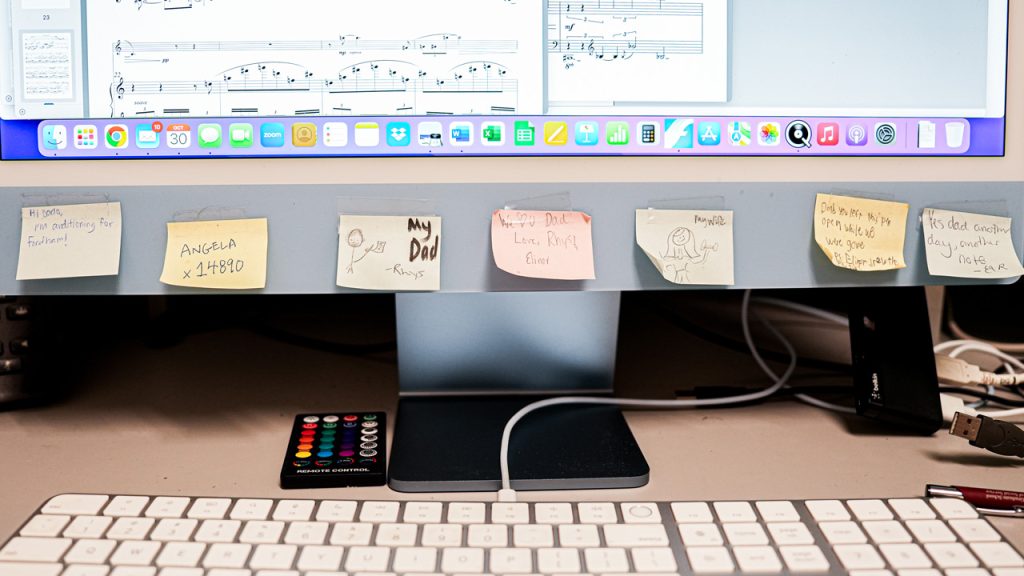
[664,119,694,149]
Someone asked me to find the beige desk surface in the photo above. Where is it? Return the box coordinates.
[1,299,1022,551]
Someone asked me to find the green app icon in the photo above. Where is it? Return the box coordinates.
[229,123,253,148]
[197,124,222,149]
[606,122,630,146]
[483,124,502,144]
[514,120,535,146]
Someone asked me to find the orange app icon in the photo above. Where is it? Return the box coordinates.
[292,123,317,147]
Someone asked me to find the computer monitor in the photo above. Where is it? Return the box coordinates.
[0,1,1019,490]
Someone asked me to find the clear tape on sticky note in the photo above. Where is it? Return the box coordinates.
[337,214,441,291]
[636,209,735,286]
[491,209,596,280]
[160,218,268,289]
[16,202,122,281]
[814,193,909,272]
[923,208,1024,279]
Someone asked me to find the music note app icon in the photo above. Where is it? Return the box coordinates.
[816,122,840,146]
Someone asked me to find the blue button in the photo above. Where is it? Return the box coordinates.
[317,450,333,458]
[260,123,286,147]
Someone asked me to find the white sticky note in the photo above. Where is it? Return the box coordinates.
[923,208,1024,279]
[635,209,735,286]
[160,218,268,289]
[16,202,122,280]
[337,215,441,291]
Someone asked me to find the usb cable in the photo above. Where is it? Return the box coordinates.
[949,412,1024,459]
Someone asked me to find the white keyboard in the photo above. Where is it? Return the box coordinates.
[2,494,1023,576]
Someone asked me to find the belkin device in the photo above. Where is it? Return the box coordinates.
[848,287,944,435]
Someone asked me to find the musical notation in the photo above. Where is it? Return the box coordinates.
[114,0,213,10]
[22,32,74,100]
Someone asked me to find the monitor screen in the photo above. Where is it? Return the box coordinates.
[0,0,1010,160]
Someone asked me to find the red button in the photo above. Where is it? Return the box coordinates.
[302,423,318,429]
[343,415,359,422]
[300,430,316,436]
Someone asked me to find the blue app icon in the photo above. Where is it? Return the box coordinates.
[663,119,694,149]
[260,123,286,147]
[386,122,411,147]
[135,124,160,149]
[574,121,599,146]
[42,125,67,150]
[697,122,721,146]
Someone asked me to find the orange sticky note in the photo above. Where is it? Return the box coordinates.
[491,209,596,280]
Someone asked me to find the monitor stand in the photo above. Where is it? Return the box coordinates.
[388,292,650,493]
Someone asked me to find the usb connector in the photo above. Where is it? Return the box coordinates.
[950,412,1024,459]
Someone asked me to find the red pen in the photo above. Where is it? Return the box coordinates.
[927,484,1024,517]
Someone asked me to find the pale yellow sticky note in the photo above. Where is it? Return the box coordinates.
[492,210,596,280]
[814,194,909,272]
[635,209,735,285]
[16,202,122,280]
[160,218,268,289]
[337,215,441,291]
[923,208,1024,279]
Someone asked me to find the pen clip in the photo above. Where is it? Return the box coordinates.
[976,506,1024,518]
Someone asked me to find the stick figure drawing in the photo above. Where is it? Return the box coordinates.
[346,229,387,273]
[662,227,711,283]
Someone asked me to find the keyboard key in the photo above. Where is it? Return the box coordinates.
[491,503,529,524]
[557,524,599,548]
[678,523,724,546]
[62,565,111,576]
[621,503,661,524]
[64,517,113,539]
[328,522,373,546]
[446,503,485,525]
[466,524,507,548]
[930,499,979,520]
[863,520,913,543]
[401,502,441,524]
[889,499,937,520]
[239,521,285,544]
[713,501,756,522]
[0,538,73,562]
[103,498,151,518]
[155,543,205,567]
[537,548,581,573]
[439,547,484,573]
[43,495,109,516]
[109,542,161,566]
[834,545,887,570]
[272,501,314,522]
[723,522,769,546]
[733,546,783,573]
[671,502,713,523]
[202,544,251,569]
[315,501,357,523]
[821,521,869,544]
[109,568,156,576]
[806,500,851,522]
[20,516,71,538]
[602,525,666,548]
[229,500,273,521]
[951,519,1003,542]
[577,503,617,524]
[155,569,201,576]
[880,544,933,569]
[632,547,679,573]
[757,501,800,522]
[534,503,573,525]
[512,524,553,547]
[249,545,297,570]
[64,540,118,565]
[686,546,735,573]
[489,548,532,574]
[283,522,329,545]
[421,524,462,547]
[848,500,894,521]
[994,569,1024,576]
[193,520,241,543]
[105,518,155,541]
[897,569,942,576]
[149,520,197,542]
[924,543,980,568]
[186,499,231,520]
[374,523,417,547]
[295,546,344,572]
[391,547,437,573]
[145,498,190,519]
[584,547,630,573]
[907,520,957,543]
[945,570,993,576]
[766,522,815,545]
[779,545,831,573]
[971,543,1024,567]
[0,562,64,576]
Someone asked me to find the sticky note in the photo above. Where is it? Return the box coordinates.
[814,193,909,272]
[636,209,735,285]
[337,215,442,291]
[922,208,1024,279]
[160,218,268,289]
[16,202,122,281]
[491,210,595,280]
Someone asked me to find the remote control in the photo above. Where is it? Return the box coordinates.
[280,412,387,489]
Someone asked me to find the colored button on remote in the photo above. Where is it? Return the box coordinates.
[343,415,359,422]
[295,451,312,458]
[323,415,340,423]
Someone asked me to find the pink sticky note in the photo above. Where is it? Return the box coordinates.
[491,210,596,280]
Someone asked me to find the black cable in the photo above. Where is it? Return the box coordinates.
[939,386,1024,408]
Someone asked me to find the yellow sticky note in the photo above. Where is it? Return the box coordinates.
[16,202,122,281]
[492,210,595,280]
[337,215,442,291]
[923,208,1024,279]
[814,194,908,272]
[635,209,735,285]
[160,218,268,289]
